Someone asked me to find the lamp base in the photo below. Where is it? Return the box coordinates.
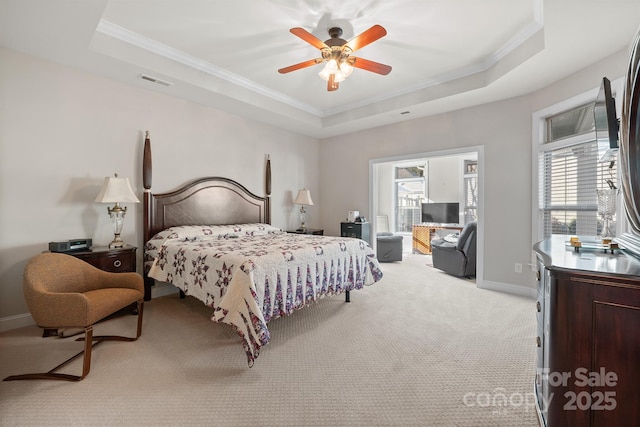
[108,235,125,249]
[299,207,307,232]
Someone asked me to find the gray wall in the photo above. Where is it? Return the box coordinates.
[427,156,460,203]
[318,48,629,294]
[0,43,630,329]
[0,47,319,328]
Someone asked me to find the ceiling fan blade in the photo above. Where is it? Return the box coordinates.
[351,57,392,75]
[278,58,324,74]
[290,27,329,50]
[345,25,387,52]
[327,74,339,91]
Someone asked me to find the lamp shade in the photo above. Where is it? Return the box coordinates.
[294,188,314,206]
[95,175,140,204]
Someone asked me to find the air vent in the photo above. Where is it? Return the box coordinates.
[138,74,173,87]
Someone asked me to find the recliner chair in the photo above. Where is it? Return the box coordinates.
[430,222,477,278]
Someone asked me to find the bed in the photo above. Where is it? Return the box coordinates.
[141,132,384,366]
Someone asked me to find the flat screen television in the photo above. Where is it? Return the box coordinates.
[594,76,619,163]
[421,202,459,224]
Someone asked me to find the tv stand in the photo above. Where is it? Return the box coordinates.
[412,223,462,254]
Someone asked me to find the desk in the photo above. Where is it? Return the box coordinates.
[412,224,462,254]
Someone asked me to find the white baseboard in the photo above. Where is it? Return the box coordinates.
[0,312,34,332]
[478,279,537,299]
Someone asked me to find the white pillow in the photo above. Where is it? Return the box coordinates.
[144,223,282,269]
[443,233,459,243]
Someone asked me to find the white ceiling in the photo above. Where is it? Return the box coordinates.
[1,0,639,138]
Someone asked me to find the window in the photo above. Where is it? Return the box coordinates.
[394,165,425,232]
[546,103,595,141]
[463,160,478,223]
[537,103,618,238]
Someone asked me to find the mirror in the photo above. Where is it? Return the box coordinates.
[617,27,640,255]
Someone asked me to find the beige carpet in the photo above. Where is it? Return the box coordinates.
[0,253,538,426]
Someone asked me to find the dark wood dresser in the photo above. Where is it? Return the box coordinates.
[533,236,640,426]
[69,245,137,273]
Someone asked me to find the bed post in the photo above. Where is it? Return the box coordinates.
[265,154,271,224]
[142,131,153,301]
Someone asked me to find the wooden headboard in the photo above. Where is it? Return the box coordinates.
[142,131,271,243]
[141,131,271,299]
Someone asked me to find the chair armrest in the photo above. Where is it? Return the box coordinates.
[431,241,458,251]
[27,292,90,328]
[95,271,144,293]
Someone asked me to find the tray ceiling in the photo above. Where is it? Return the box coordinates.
[1,0,639,138]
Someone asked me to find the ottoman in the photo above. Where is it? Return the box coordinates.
[376,232,403,262]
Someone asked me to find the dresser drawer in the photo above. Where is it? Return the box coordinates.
[340,222,370,243]
[71,246,137,273]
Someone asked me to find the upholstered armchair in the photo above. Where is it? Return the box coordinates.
[430,222,477,278]
[3,252,144,382]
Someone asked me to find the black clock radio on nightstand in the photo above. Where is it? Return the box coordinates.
[49,239,92,253]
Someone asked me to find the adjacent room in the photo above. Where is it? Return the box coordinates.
[372,150,480,270]
[1,1,640,426]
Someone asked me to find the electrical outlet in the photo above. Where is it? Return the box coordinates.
[515,263,523,273]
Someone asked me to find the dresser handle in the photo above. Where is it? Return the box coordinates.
[536,270,541,281]
[536,301,541,312]
[536,336,541,347]
[113,260,122,268]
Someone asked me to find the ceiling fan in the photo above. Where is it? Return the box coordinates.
[278,25,392,92]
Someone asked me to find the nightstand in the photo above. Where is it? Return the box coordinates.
[69,245,137,273]
[287,228,324,235]
[340,222,370,244]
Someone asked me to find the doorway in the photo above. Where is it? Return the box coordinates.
[369,146,484,286]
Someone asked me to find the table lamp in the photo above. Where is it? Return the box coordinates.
[294,188,314,231]
[95,173,140,248]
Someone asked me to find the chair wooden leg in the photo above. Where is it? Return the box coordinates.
[3,326,94,382]
[81,325,93,379]
[3,302,143,382]
[136,300,144,338]
[90,300,144,342]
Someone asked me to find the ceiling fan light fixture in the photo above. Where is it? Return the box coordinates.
[340,61,353,78]
[318,68,329,81]
[328,74,339,91]
[318,59,338,81]
[281,25,391,92]
[319,59,352,83]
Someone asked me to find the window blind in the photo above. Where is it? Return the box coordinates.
[538,139,617,237]
[464,175,478,223]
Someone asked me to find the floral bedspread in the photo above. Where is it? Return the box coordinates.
[146,224,384,366]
